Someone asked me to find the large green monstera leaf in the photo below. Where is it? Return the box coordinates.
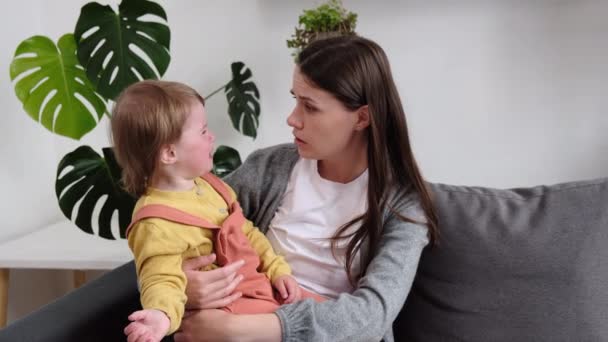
[213,145,242,178]
[225,62,260,138]
[9,34,106,140]
[74,0,170,100]
[56,146,135,239]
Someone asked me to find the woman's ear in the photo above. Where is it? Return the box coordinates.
[355,105,370,131]
[158,144,178,165]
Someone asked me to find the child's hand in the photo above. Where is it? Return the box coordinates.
[124,309,170,342]
[273,274,301,304]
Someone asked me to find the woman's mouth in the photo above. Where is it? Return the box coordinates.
[294,137,306,146]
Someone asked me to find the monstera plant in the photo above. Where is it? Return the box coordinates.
[9,0,260,239]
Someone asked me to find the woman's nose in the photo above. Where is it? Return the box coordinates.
[209,132,215,142]
[287,108,302,129]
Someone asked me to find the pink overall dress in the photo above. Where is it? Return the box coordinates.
[126,173,324,314]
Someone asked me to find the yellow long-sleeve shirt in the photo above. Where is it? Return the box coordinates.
[127,177,291,334]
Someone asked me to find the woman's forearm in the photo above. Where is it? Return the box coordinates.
[230,313,282,342]
[175,310,281,342]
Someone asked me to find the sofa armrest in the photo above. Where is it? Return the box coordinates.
[0,262,164,341]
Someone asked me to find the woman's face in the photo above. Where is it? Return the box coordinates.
[287,67,361,160]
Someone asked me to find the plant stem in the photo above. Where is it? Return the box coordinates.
[205,81,230,100]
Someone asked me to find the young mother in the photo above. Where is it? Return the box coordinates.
[173,35,438,342]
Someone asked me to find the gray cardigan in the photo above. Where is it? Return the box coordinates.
[224,144,429,342]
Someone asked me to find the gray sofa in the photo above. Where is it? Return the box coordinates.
[1,178,606,341]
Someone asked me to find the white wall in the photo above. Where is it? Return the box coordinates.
[1,0,606,324]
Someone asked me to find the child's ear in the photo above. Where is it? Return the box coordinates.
[158,144,178,165]
[355,105,370,131]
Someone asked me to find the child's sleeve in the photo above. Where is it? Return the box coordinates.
[242,219,292,283]
[127,221,189,335]
[224,182,291,282]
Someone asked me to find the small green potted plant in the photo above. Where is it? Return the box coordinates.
[286,0,358,58]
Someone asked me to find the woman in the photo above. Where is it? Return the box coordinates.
[173,35,438,342]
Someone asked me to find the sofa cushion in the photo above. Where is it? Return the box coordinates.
[395,178,608,341]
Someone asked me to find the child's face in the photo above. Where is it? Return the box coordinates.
[173,100,215,178]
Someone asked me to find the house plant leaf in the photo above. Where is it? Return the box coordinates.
[286,0,357,59]
[56,146,135,239]
[9,34,106,140]
[74,0,170,100]
[213,145,242,178]
[225,62,260,138]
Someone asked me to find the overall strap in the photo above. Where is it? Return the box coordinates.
[125,204,221,237]
[201,173,234,207]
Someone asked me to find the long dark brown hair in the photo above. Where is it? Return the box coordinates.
[298,35,439,284]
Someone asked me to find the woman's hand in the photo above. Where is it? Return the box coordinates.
[182,254,245,309]
[174,310,282,342]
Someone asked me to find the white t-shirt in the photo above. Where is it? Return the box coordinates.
[266,158,368,299]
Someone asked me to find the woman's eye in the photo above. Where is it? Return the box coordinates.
[292,95,316,113]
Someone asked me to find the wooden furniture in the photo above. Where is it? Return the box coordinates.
[0,220,132,327]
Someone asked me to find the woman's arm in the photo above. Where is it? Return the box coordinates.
[274,203,429,342]
[174,310,282,342]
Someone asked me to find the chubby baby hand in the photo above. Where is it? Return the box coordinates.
[273,274,302,304]
[124,309,170,342]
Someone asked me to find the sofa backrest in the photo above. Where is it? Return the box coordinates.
[395,178,608,341]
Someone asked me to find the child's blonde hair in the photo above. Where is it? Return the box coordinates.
[110,80,205,197]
